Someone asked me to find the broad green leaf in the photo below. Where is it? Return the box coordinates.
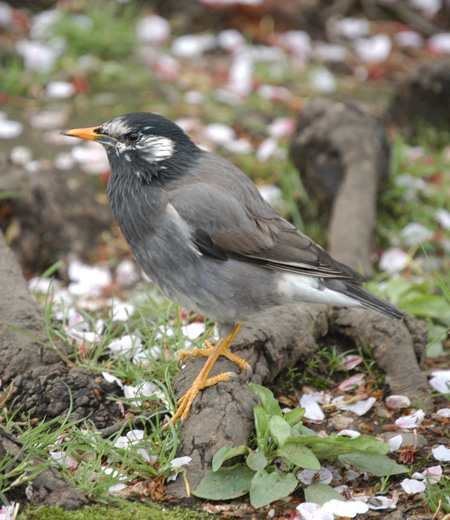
[339,452,409,476]
[278,442,320,470]
[254,405,269,453]
[248,383,282,417]
[249,470,298,508]
[246,451,268,471]
[289,434,389,461]
[269,416,291,447]
[284,407,305,427]
[304,483,345,505]
[401,294,450,320]
[193,464,254,500]
[212,445,250,471]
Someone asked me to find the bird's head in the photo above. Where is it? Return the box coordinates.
[63,112,199,184]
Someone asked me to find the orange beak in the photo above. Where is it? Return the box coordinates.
[62,126,118,147]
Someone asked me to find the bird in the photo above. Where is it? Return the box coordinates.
[63,112,402,425]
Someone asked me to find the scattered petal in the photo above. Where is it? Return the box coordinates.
[388,434,403,452]
[428,32,450,54]
[267,117,296,138]
[116,259,140,287]
[217,29,245,52]
[49,450,78,469]
[171,34,216,58]
[108,335,142,359]
[354,34,392,63]
[386,395,411,409]
[436,209,450,230]
[339,397,376,416]
[379,248,409,273]
[367,495,397,510]
[256,137,281,162]
[228,52,254,95]
[394,30,424,48]
[395,409,425,428]
[0,118,23,139]
[296,502,334,520]
[258,184,284,207]
[300,394,325,421]
[436,408,450,418]
[313,42,347,62]
[336,429,361,438]
[171,456,192,468]
[400,478,426,494]
[10,145,32,165]
[432,445,450,462]
[136,14,171,44]
[401,222,434,247]
[181,321,205,340]
[323,499,369,517]
[338,373,365,391]
[103,372,123,388]
[333,17,370,39]
[429,370,450,394]
[422,465,442,483]
[46,80,75,99]
[108,300,136,321]
[342,355,363,370]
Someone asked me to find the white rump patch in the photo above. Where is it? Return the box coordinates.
[277,272,363,308]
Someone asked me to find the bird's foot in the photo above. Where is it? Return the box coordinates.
[178,339,252,377]
[170,372,233,424]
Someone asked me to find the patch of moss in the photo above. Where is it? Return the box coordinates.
[19,501,210,520]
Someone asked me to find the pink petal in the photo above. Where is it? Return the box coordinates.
[386,395,411,409]
[300,394,325,421]
[338,373,365,391]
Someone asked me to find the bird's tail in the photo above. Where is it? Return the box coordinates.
[322,279,403,320]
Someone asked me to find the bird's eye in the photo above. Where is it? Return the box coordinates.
[126,132,140,143]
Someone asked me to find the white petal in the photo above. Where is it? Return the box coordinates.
[323,499,369,517]
[400,478,426,494]
[300,394,324,421]
[395,410,425,428]
[388,434,403,452]
[432,445,450,462]
[171,456,192,468]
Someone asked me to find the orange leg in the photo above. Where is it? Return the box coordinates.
[170,323,247,425]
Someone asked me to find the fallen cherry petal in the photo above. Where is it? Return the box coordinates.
[386,395,411,409]
[341,397,376,416]
[300,394,325,421]
[338,373,365,391]
[436,408,450,418]
[342,355,363,370]
[102,372,123,389]
[323,499,369,518]
[388,434,403,452]
[336,429,361,438]
[395,409,425,428]
[296,502,333,520]
[432,445,450,462]
[367,495,397,510]
[400,478,426,494]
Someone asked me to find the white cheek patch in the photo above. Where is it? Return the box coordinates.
[137,136,175,163]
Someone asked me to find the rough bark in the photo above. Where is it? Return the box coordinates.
[0,429,89,509]
[0,156,110,277]
[0,231,124,507]
[169,305,428,498]
[290,99,390,277]
[387,57,450,137]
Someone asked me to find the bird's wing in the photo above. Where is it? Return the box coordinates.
[167,152,364,282]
